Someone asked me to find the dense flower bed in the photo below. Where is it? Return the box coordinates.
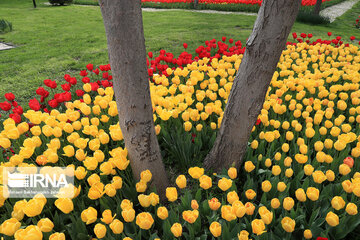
[139,0,348,13]
[1,35,360,239]
[141,0,332,6]
[355,16,360,29]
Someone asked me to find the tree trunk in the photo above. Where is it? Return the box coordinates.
[32,0,37,8]
[313,0,322,15]
[204,0,301,172]
[99,0,169,199]
[194,0,198,9]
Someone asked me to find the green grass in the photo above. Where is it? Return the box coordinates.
[0,0,359,106]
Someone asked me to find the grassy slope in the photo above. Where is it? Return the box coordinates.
[0,0,359,106]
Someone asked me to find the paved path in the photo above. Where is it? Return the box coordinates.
[320,0,360,23]
[0,42,14,51]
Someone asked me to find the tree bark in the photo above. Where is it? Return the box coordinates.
[32,0,37,8]
[99,0,169,199]
[313,0,322,15]
[194,0,198,9]
[204,0,301,172]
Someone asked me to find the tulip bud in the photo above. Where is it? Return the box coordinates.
[101,210,115,224]
[49,232,66,240]
[0,218,21,236]
[251,219,265,235]
[94,223,107,239]
[81,207,98,225]
[199,175,212,190]
[303,229,312,239]
[325,211,339,226]
[175,175,187,189]
[109,219,124,234]
[218,178,232,191]
[166,187,178,202]
[227,167,237,179]
[188,167,204,179]
[306,187,319,201]
[281,217,295,232]
[245,189,256,200]
[191,200,199,210]
[157,206,168,220]
[209,221,222,237]
[171,223,182,237]
[271,198,280,209]
[345,202,358,215]
[135,212,154,230]
[37,218,54,232]
[244,161,255,172]
[331,196,346,210]
[121,208,135,223]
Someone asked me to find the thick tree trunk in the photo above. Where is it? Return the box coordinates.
[313,0,322,15]
[194,0,198,9]
[99,0,169,199]
[32,0,37,8]
[204,0,301,172]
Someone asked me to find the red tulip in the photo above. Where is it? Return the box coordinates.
[12,106,23,115]
[4,92,15,102]
[0,101,12,111]
[69,77,77,85]
[82,77,90,84]
[48,99,58,108]
[86,63,94,71]
[76,90,85,97]
[79,70,88,76]
[44,79,57,89]
[9,113,21,124]
[29,98,40,111]
[61,84,71,92]
[93,68,100,75]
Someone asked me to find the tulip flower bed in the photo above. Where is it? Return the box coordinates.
[140,0,346,13]
[1,34,360,239]
[356,16,360,29]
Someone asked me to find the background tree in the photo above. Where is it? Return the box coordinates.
[99,0,169,198]
[314,0,322,15]
[204,0,302,171]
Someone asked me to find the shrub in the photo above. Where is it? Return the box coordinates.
[296,10,330,25]
[49,0,73,5]
[73,0,98,5]
[0,19,12,34]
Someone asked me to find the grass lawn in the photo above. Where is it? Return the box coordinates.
[0,0,359,106]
